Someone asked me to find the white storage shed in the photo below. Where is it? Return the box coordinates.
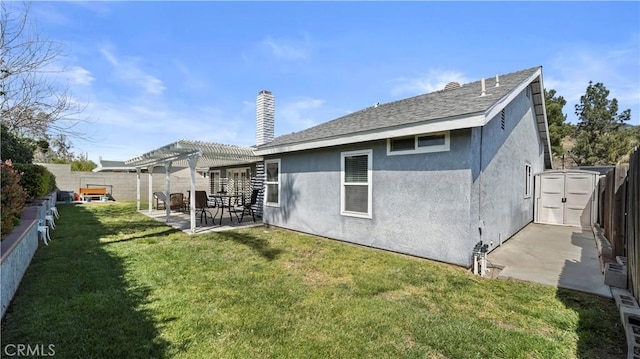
[534,170,600,228]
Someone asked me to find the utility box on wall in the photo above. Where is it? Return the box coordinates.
[534,170,600,228]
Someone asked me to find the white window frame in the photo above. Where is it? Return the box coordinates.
[209,170,221,193]
[386,131,450,156]
[524,163,532,198]
[265,159,281,207]
[341,149,372,219]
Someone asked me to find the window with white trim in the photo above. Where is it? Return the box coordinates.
[524,163,532,198]
[265,159,280,207]
[341,149,372,218]
[387,131,450,155]
[209,170,221,193]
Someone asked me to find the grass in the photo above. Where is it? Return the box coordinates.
[1,202,625,358]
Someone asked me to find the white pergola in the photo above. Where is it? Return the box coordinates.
[125,140,262,233]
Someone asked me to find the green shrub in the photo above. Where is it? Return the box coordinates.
[13,163,57,202]
[1,161,26,236]
[0,124,34,164]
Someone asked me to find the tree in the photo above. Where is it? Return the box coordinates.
[1,2,85,140]
[0,123,34,163]
[71,158,97,172]
[571,81,632,166]
[544,89,572,157]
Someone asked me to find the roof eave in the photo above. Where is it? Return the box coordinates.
[254,112,486,156]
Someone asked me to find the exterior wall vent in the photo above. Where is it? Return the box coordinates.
[501,109,506,130]
[444,82,461,91]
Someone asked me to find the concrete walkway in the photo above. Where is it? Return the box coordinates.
[488,223,611,298]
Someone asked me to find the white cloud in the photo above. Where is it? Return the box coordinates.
[31,3,70,26]
[66,66,94,86]
[43,64,94,87]
[72,97,252,163]
[545,40,640,123]
[279,97,326,131]
[68,1,113,16]
[390,69,470,97]
[100,48,119,66]
[261,35,311,60]
[100,47,166,95]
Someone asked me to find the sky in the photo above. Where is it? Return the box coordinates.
[13,1,640,163]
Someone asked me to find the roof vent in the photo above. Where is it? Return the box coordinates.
[444,82,461,91]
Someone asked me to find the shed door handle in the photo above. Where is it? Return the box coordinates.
[561,198,567,203]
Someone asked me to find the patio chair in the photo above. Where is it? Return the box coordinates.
[194,190,215,224]
[231,189,259,223]
[169,193,186,212]
[153,192,167,210]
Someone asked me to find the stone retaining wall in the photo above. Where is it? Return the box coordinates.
[1,193,55,318]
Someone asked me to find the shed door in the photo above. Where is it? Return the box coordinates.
[538,174,565,224]
[564,174,593,227]
[537,172,594,227]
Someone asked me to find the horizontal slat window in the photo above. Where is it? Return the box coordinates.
[389,137,415,152]
[418,134,446,147]
[387,131,450,155]
[341,150,372,218]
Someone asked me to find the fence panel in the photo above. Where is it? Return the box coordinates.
[627,148,639,299]
[599,147,639,300]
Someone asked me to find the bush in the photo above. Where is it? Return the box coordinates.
[1,161,26,236]
[13,163,57,202]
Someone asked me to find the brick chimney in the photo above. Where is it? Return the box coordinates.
[256,90,274,146]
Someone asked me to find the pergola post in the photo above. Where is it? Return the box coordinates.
[136,167,141,211]
[187,154,199,233]
[164,161,172,223]
[147,165,154,213]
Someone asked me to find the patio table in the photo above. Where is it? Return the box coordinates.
[209,193,244,225]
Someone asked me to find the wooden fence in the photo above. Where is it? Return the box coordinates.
[600,147,640,299]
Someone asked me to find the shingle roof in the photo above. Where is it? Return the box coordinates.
[258,66,541,149]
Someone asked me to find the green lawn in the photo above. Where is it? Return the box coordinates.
[1,202,625,358]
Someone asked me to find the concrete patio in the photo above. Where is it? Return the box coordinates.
[488,223,611,298]
[140,208,263,234]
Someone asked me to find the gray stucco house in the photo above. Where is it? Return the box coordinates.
[254,66,552,266]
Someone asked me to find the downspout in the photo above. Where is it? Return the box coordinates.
[473,125,486,276]
[478,125,484,241]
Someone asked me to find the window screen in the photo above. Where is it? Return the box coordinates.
[417,134,446,148]
[265,160,280,206]
[342,150,371,217]
[390,137,415,152]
